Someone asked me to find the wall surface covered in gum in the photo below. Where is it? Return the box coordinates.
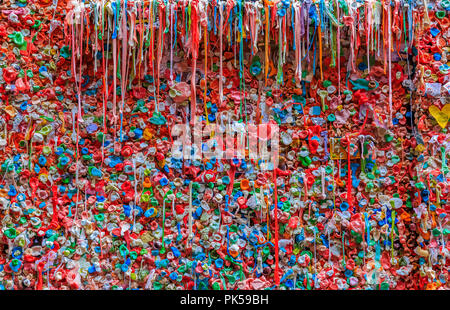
[0,0,448,290]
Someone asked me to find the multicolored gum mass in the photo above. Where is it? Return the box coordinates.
[0,0,448,290]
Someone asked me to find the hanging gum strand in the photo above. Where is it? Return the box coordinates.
[317,4,323,81]
[264,0,270,86]
[203,24,210,128]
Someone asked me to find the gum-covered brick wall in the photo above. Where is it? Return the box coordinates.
[0,0,448,290]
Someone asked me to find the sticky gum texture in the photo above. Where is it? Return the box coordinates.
[0,0,448,290]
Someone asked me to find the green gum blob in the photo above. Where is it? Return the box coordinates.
[8,32,27,51]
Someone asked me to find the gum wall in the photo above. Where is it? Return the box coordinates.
[0,0,449,290]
